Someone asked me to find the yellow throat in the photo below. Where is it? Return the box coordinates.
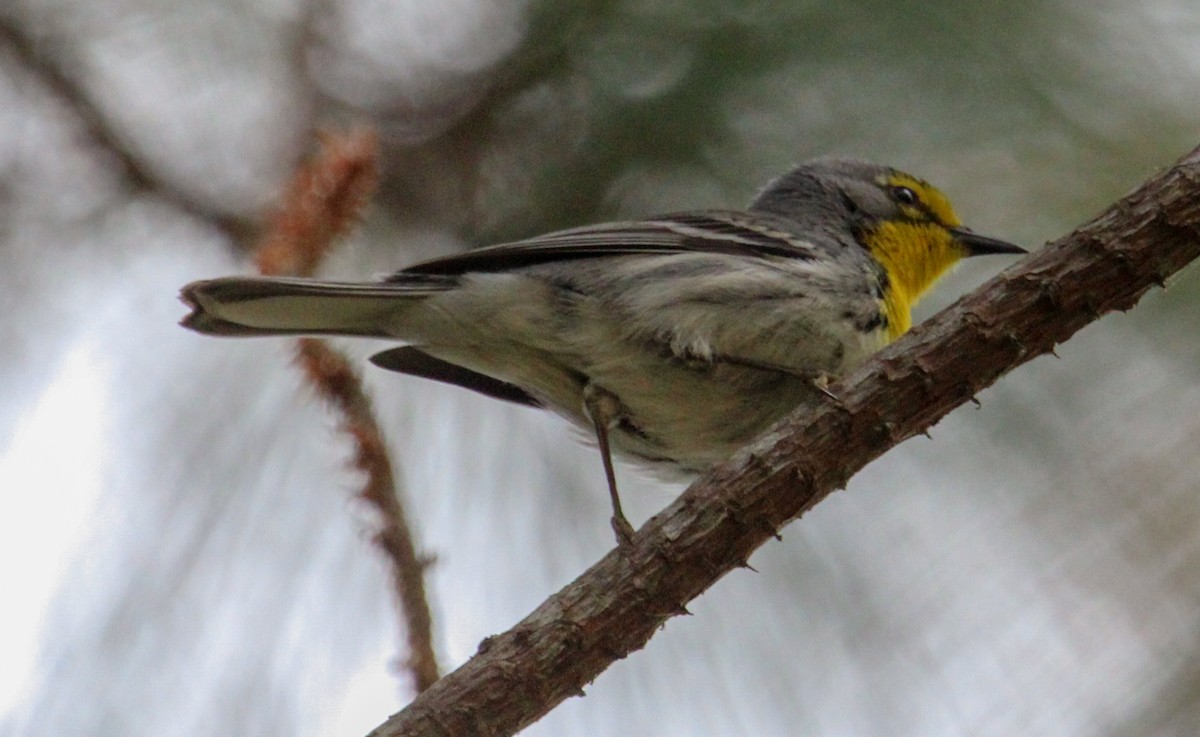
[863,174,969,340]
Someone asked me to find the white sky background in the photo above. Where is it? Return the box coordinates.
[2,2,1200,736]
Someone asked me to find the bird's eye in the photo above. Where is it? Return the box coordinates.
[891,186,919,205]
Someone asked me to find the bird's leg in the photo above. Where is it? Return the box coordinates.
[582,383,635,547]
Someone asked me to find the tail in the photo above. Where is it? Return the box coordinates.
[179,275,456,337]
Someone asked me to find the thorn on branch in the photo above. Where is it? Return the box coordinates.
[753,514,784,541]
[476,635,499,655]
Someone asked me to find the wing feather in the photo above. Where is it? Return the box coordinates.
[394,211,820,278]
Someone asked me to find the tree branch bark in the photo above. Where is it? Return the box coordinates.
[367,145,1200,737]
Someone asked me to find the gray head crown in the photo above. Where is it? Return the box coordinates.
[749,157,909,235]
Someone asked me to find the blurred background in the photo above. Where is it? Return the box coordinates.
[2,1,1199,735]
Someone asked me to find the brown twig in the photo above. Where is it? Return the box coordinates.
[256,129,441,693]
[363,147,1200,736]
[294,339,441,693]
[255,130,380,278]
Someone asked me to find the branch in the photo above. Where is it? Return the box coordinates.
[0,18,252,242]
[366,145,1200,736]
[295,338,441,692]
[258,130,441,693]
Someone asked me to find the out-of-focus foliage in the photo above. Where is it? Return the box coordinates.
[1,1,1198,736]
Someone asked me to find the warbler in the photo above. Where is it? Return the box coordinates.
[181,158,1024,544]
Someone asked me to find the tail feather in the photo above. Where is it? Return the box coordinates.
[179,275,454,337]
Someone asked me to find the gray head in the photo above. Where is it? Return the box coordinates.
[749,157,1025,257]
[751,158,936,229]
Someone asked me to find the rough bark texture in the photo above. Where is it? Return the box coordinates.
[368,145,1200,737]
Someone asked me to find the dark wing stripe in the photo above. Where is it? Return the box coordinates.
[393,211,816,278]
[369,347,541,407]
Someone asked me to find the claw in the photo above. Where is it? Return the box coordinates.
[811,372,839,401]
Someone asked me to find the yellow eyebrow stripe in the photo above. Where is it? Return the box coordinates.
[883,173,963,228]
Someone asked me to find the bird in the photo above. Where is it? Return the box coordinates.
[180,158,1025,545]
